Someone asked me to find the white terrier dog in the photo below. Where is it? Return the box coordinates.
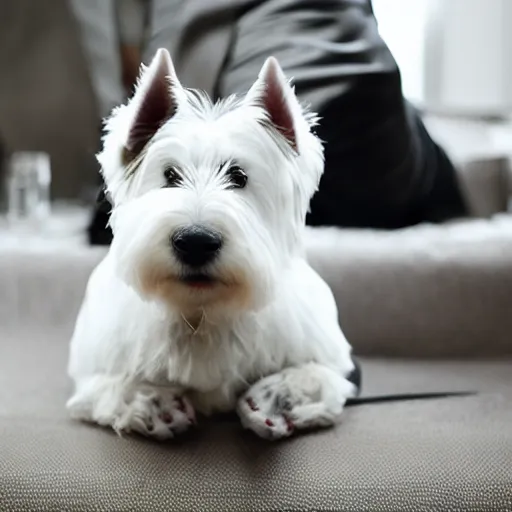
[67,48,357,440]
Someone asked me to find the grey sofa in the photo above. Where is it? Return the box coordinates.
[2,2,512,510]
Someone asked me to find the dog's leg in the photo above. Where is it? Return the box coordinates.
[236,363,356,439]
[67,376,195,441]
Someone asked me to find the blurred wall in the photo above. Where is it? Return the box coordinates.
[374,0,512,118]
[372,0,430,106]
[0,0,100,200]
[424,0,512,117]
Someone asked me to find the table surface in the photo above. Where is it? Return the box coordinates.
[0,203,90,251]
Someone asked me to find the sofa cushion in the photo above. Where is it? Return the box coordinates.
[307,214,512,357]
[2,213,512,358]
[1,322,511,511]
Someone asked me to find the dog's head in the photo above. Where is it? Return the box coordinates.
[98,49,324,315]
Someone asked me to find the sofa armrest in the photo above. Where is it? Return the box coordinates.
[456,155,510,217]
[306,215,512,358]
[423,115,511,217]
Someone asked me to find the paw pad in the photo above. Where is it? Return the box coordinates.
[161,412,173,424]
[117,391,196,441]
[246,397,259,411]
[237,368,347,439]
[176,397,186,412]
[283,415,294,432]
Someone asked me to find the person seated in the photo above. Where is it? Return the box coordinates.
[71,0,467,245]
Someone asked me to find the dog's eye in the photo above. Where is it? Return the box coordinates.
[163,166,182,187]
[226,165,247,189]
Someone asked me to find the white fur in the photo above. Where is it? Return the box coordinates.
[67,49,356,440]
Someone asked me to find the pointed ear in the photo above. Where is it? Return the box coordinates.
[245,57,302,152]
[124,48,181,163]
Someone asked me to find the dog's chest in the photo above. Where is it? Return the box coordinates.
[139,311,289,410]
[164,326,254,393]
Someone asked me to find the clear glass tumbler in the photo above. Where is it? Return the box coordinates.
[7,151,51,230]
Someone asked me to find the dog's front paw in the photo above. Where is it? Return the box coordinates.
[237,364,355,440]
[115,387,196,441]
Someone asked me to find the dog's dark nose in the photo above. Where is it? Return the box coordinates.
[171,226,223,267]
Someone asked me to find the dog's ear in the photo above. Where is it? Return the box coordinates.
[123,48,181,163]
[245,57,302,152]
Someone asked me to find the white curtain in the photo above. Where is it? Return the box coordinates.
[372,0,430,105]
[373,0,512,117]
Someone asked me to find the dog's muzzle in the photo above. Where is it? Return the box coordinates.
[171,225,223,268]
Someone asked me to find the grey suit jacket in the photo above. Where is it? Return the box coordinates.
[144,0,239,98]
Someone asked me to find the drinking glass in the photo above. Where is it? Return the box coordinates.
[7,151,51,230]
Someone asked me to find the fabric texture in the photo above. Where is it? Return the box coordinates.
[306,214,512,357]
[69,0,124,119]
[1,328,512,511]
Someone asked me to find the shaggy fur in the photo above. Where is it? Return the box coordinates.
[67,49,356,440]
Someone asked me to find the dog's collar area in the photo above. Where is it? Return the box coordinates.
[181,309,206,335]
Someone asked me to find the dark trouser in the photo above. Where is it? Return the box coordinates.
[88,0,467,244]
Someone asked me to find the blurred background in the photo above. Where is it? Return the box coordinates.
[373,0,512,165]
[0,0,511,234]
[3,4,512,506]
